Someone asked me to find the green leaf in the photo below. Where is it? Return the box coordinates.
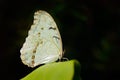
[21,60,81,80]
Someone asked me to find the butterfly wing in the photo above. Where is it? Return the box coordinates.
[20,10,63,67]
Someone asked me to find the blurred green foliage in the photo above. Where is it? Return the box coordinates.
[21,60,81,80]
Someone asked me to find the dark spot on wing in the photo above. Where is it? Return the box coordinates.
[53,36,60,40]
[41,27,44,30]
[49,27,56,30]
[32,55,35,59]
[33,42,39,54]
[53,36,60,43]
[40,40,43,44]
[38,32,40,35]
[31,55,35,67]
[31,60,35,66]
[33,49,36,53]
[34,18,37,21]
[38,32,40,36]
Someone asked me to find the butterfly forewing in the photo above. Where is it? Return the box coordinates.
[20,10,63,67]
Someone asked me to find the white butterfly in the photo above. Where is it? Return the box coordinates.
[20,10,63,68]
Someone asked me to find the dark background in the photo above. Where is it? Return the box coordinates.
[0,0,120,80]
